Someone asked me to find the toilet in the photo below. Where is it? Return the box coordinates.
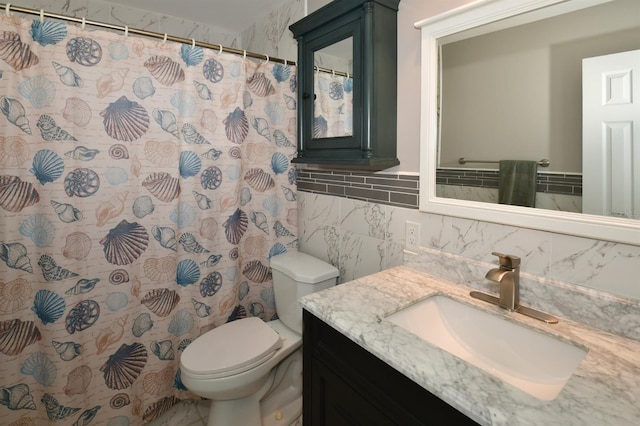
[180,251,339,426]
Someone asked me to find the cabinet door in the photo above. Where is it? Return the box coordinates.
[311,359,404,426]
[303,310,479,426]
[289,0,400,169]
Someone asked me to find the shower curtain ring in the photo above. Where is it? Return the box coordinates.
[264,54,269,64]
[191,38,195,48]
[5,3,11,17]
[218,44,223,55]
[162,33,167,43]
[124,25,128,37]
[243,50,247,59]
[39,9,44,22]
[81,17,86,30]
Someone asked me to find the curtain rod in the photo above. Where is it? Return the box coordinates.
[0,2,296,66]
[314,65,351,78]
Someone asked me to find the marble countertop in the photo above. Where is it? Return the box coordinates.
[299,265,640,426]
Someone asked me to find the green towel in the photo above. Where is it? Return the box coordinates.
[498,160,538,207]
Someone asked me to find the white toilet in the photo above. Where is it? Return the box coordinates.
[180,251,339,426]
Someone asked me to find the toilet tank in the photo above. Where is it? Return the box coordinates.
[270,251,339,334]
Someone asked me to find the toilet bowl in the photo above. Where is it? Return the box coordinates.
[180,251,339,426]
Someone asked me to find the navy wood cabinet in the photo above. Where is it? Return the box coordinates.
[303,310,479,425]
[289,0,400,170]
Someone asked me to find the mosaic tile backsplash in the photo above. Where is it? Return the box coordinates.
[436,168,583,195]
[434,168,583,213]
[297,167,584,212]
[297,169,419,209]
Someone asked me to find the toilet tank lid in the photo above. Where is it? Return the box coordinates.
[270,252,339,283]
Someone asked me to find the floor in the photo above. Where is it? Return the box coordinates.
[148,399,303,426]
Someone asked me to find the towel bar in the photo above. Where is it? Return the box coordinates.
[458,158,550,167]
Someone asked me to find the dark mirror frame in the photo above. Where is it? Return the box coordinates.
[290,0,400,169]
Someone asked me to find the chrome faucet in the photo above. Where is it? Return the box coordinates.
[470,252,559,324]
[485,252,520,311]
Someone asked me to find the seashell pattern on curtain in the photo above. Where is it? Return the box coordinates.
[0,13,298,425]
[313,71,353,138]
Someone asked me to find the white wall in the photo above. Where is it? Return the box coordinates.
[394,0,474,173]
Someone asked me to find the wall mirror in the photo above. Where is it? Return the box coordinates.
[416,0,640,245]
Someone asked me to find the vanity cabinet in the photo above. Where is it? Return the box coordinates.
[303,310,478,425]
[289,0,400,170]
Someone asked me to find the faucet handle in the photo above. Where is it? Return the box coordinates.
[491,251,521,269]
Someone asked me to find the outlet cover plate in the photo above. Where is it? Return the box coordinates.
[406,221,420,250]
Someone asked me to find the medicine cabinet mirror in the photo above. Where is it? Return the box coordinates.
[416,0,640,245]
[313,37,353,139]
[290,0,400,169]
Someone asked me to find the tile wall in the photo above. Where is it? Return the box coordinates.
[240,0,303,62]
[297,169,419,208]
[147,399,209,426]
[146,399,303,426]
[436,168,583,196]
[298,179,640,301]
[299,191,405,283]
[11,0,241,47]
[435,168,582,213]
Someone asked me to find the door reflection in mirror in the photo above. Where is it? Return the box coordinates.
[437,0,640,217]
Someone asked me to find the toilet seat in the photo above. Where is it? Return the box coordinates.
[181,317,283,379]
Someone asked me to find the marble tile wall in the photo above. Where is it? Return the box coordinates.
[147,399,209,426]
[403,246,640,341]
[298,190,640,302]
[146,399,303,426]
[240,0,302,62]
[436,184,582,213]
[299,191,416,283]
[11,0,240,47]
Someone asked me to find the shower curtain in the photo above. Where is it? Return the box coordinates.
[0,12,298,425]
[313,71,352,138]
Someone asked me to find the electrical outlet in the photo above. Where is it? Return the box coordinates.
[405,221,420,250]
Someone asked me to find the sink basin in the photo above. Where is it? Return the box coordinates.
[386,295,587,400]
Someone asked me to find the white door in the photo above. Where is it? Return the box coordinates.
[583,50,640,218]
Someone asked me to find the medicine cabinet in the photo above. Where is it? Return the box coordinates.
[289,0,400,169]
